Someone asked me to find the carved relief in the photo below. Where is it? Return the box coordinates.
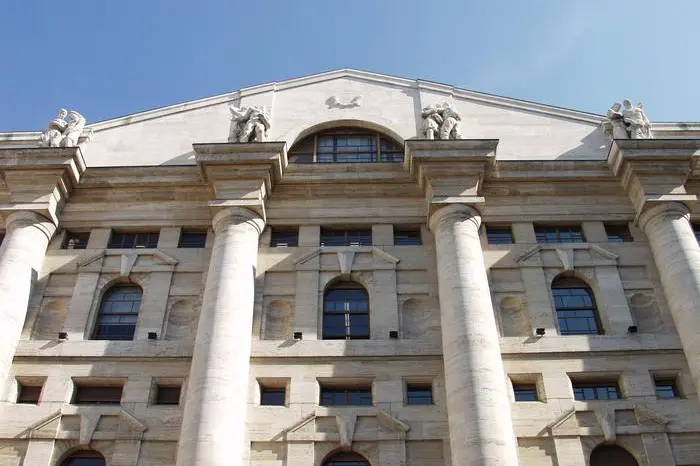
[326,95,362,109]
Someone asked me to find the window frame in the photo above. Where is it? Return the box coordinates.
[513,383,539,402]
[571,381,621,401]
[107,231,160,249]
[320,228,372,247]
[393,227,422,246]
[319,386,373,406]
[73,384,124,405]
[552,277,602,336]
[322,282,370,340]
[92,285,142,341]
[534,225,585,244]
[405,383,433,405]
[604,223,633,243]
[16,381,43,404]
[62,231,91,250]
[654,377,680,399]
[260,387,287,406]
[154,385,182,405]
[485,225,514,245]
[178,230,207,248]
[270,227,299,247]
[289,128,403,164]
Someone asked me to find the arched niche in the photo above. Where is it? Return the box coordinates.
[401,297,439,339]
[262,300,293,340]
[499,296,531,337]
[164,298,198,340]
[590,444,639,466]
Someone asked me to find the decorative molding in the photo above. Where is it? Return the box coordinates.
[337,251,355,275]
[293,246,399,271]
[555,248,574,271]
[25,406,147,443]
[546,403,668,439]
[516,243,618,269]
[595,407,616,442]
[77,248,178,273]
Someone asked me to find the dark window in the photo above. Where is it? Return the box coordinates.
[108,231,159,249]
[62,231,90,250]
[323,282,369,340]
[694,224,700,242]
[178,230,207,248]
[534,225,585,243]
[260,387,286,406]
[270,228,299,247]
[605,224,633,243]
[406,384,433,405]
[73,385,123,405]
[552,277,601,335]
[654,378,680,399]
[16,382,42,404]
[289,128,403,163]
[93,285,142,340]
[320,228,372,247]
[60,450,106,466]
[486,226,514,245]
[590,445,640,466]
[154,385,181,405]
[394,228,421,246]
[320,387,372,406]
[572,382,620,401]
[323,452,370,466]
[513,384,538,402]
[0,233,4,246]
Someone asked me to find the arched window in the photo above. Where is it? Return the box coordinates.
[93,285,142,340]
[323,281,369,340]
[289,127,403,163]
[60,450,106,466]
[590,445,639,466]
[552,276,602,335]
[324,451,370,466]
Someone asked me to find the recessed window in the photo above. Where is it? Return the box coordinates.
[270,228,299,247]
[16,381,43,404]
[289,127,403,163]
[486,226,514,245]
[535,225,585,243]
[62,231,90,250]
[572,381,620,401]
[322,281,369,340]
[60,450,106,466]
[93,285,142,340]
[654,378,680,399]
[178,230,207,248]
[552,277,602,335]
[320,386,372,406]
[154,385,181,405]
[73,384,123,405]
[605,224,633,243]
[394,228,421,246]
[513,384,538,402]
[323,452,370,466]
[320,228,372,247]
[260,387,286,406]
[108,231,159,249]
[406,384,433,405]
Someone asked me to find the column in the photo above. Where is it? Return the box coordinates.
[0,211,55,388]
[638,202,700,397]
[429,204,518,466]
[177,207,264,466]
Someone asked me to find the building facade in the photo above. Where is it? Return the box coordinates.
[0,69,700,465]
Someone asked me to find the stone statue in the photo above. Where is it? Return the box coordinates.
[421,103,462,140]
[228,105,271,143]
[622,100,653,139]
[605,102,629,139]
[39,109,68,147]
[38,108,87,147]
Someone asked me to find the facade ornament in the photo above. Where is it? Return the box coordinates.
[604,100,653,139]
[421,102,463,140]
[228,105,271,143]
[39,109,87,147]
[325,95,362,109]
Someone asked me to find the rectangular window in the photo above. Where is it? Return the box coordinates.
[270,228,299,247]
[534,225,585,244]
[108,231,159,249]
[572,381,620,401]
[154,385,181,405]
[16,382,43,404]
[486,226,514,245]
[178,230,207,248]
[513,384,539,402]
[406,384,433,405]
[394,228,421,246]
[320,228,372,247]
[73,385,123,405]
[260,387,286,406]
[62,231,90,250]
[605,224,633,243]
[320,386,372,406]
[654,378,680,399]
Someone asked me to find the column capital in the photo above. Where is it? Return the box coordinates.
[637,201,690,233]
[4,211,56,241]
[211,207,265,236]
[428,203,482,232]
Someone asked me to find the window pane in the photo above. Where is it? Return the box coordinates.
[74,386,123,405]
[486,226,513,245]
[535,226,585,244]
[178,230,207,248]
[270,228,299,247]
[17,384,42,404]
[260,388,286,406]
[394,228,421,246]
[407,386,433,405]
[155,386,181,405]
[605,224,633,243]
[513,384,538,402]
[94,286,142,340]
[655,380,679,399]
[62,231,90,250]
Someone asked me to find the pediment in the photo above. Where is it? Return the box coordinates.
[293,246,399,273]
[547,404,668,441]
[77,248,178,275]
[517,243,618,269]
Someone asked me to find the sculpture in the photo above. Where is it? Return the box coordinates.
[326,95,363,109]
[38,109,86,147]
[228,105,271,143]
[421,103,462,140]
[604,100,653,139]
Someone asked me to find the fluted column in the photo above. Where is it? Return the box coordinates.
[429,204,518,466]
[0,211,55,387]
[639,202,700,397]
[177,207,264,466]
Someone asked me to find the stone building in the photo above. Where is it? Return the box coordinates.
[0,69,699,465]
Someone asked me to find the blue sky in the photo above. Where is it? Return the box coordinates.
[1,0,698,131]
